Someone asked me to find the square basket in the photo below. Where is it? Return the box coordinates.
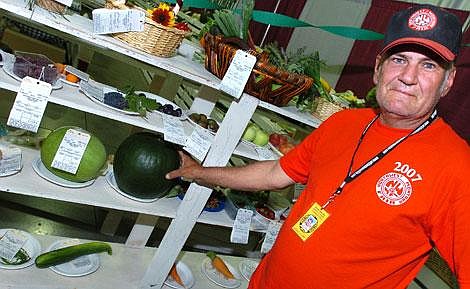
[311,97,344,121]
[201,33,313,106]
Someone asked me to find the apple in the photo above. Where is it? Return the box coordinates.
[279,143,296,155]
[253,130,269,146]
[269,133,281,147]
[242,125,257,142]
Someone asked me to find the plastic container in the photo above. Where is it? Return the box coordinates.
[13,52,59,85]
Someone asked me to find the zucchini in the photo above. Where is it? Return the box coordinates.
[35,241,112,268]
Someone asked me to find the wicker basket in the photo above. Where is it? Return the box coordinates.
[311,97,344,121]
[36,0,66,13]
[105,1,189,58]
[201,33,313,106]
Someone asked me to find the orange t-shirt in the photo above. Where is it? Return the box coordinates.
[249,108,470,289]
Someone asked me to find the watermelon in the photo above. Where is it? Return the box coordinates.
[40,126,107,182]
[113,132,180,200]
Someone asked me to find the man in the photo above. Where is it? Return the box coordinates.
[166,4,470,288]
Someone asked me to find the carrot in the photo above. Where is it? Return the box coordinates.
[170,263,185,287]
[206,251,235,279]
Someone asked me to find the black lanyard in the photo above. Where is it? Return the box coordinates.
[321,110,438,209]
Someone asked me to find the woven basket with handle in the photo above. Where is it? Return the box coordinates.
[105,1,189,58]
[311,97,344,121]
[36,0,66,13]
[201,33,313,106]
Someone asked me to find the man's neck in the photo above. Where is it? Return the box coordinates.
[379,111,435,130]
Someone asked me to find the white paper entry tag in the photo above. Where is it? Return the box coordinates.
[0,230,28,261]
[93,8,145,34]
[80,81,105,102]
[51,129,91,174]
[260,220,282,253]
[64,66,90,82]
[7,77,51,133]
[0,148,22,175]
[230,208,253,244]
[219,50,257,99]
[52,0,73,6]
[163,115,187,145]
[183,127,213,162]
[255,146,276,160]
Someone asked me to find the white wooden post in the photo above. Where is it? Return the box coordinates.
[140,93,259,289]
[125,214,160,248]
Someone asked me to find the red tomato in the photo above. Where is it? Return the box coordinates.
[256,205,275,220]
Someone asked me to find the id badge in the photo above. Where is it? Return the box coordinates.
[292,202,329,241]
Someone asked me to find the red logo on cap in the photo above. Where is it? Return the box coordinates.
[408,8,437,31]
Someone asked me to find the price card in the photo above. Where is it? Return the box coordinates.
[230,208,253,244]
[51,129,91,174]
[0,147,22,175]
[183,127,213,162]
[93,8,145,34]
[219,50,257,99]
[7,77,51,133]
[163,114,187,145]
[51,0,73,6]
[79,81,104,102]
[0,230,28,262]
[260,220,282,253]
[255,146,276,160]
[64,66,90,82]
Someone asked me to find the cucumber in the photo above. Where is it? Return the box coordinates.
[35,241,112,268]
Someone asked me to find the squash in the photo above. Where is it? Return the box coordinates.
[113,132,180,200]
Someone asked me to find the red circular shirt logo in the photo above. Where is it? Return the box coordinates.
[408,8,437,31]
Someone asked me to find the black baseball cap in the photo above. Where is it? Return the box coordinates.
[379,4,462,62]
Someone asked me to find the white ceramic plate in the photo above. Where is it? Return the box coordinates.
[59,76,80,87]
[81,88,141,116]
[47,239,100,277]
[238,259,259,281]
[201,257,241,288]
[105,171,160,203]
[185,112,220,135]
[32,157,95,188]
[0,228,41,270]
[136,91,186,120]
[164,261,195,289]
[2,54,62,90]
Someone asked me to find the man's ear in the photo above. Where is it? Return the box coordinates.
[440,67,457,98]
[373,55,382,85]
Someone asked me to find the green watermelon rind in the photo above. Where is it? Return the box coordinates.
[40,126,107,183]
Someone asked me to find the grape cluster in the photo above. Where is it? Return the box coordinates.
[104,92,129,110]
[157,103,182,117]
[13,53,58,84]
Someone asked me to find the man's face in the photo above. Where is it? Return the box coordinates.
[373,48,456,123]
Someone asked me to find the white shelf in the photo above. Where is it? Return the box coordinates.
[1,233,254,289]
[0,0,322,128]
[0,146,241,229]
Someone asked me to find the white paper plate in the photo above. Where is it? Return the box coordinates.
[0,169,21,177]
[0,228,41,270]
[201,257,241,288]
[81,88,141,116]
[238,259,259,281]
[2,55,62,90]
[32,157,95,188]
[59,76,80,87]
[185,112,220,135]
[105,171,160,203]
[47,239,100,277]
[164,261,195,289]
[136,91,186,120]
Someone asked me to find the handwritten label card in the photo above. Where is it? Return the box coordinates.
[219,50,257,99]
[7,77,51,133]
[0,230,28,262]
[183,127,213,162]
[93,8,145,34]
[260,220,282,253]
[64,66,89,82]
[230,208,253,244]
[51,129,91,174]
[50,0,73,7]
[163,114,186,145]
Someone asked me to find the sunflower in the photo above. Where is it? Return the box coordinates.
[148,3,175,27]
